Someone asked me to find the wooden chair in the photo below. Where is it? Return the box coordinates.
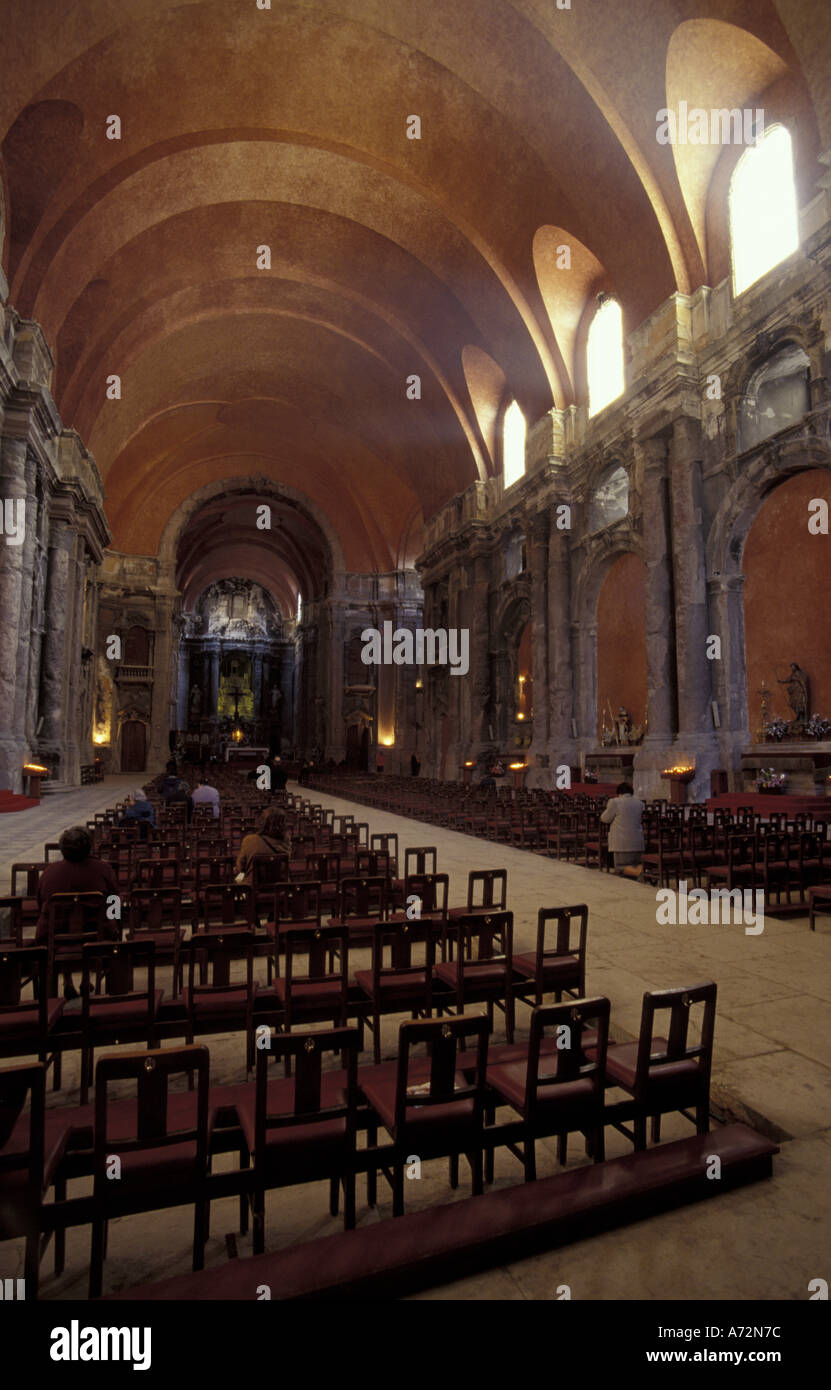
[127,887,187,995]
[601,982,717,1150]
[79,940,162,1104]
[0,945,64,1069]
[512,904,588,1007]
[184,932,258,1071]
[361,1014,490,1216]
[355,917,439,1063]
[0,1061,75,1295]
[273,922,351,1033]
[486,997,610,1179]
[435,911,515,1042]
[88,1045,211,1297]
[234,1026,362,1252]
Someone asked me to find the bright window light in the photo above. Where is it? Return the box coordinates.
[587,298,624,417]
[296,593,302,623]
[503,400,526,488]
[730,125,799,297]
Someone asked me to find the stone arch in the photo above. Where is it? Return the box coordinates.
[157,473,346,580]
[572,526,645,747]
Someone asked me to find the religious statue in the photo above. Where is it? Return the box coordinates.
[777,663,809,726]
[190,682,202,716]
[270,682,282,711]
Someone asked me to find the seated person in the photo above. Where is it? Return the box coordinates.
[36,826,120,997]
[235,809,292,885]
[160,761,193,821]
[600,781,645,876]
[191,778,220,819]
[120,787,156,828]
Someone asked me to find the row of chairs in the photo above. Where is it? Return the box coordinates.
[2,980,716,1297]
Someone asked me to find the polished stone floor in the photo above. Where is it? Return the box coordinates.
[1,778,828,1300]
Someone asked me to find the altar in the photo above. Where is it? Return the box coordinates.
[225,744,269,765]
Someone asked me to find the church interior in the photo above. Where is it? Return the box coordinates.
[1,0,830,1315]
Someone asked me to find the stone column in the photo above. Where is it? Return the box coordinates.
[208,646,220,718]
[633,434,676,797]
[252,650,263,719]
[148,594,176,772]
[177,639,190,730]
[526,517,549,784]
[547,511,575,773]
[39,514,75,780]
[668,414,719,801]
[466,553,491,758]
[707,574,750,789]
[0,437,30,790]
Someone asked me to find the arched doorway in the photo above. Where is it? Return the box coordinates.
[121,720,147,772]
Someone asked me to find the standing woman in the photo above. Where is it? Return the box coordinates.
[600,781,644,876]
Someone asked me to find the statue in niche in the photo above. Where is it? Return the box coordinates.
[190,683,203,716]
[777,663,809,726]
[270,682,282,711]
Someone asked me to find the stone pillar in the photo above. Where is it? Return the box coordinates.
[526,517,549,784]
[209,646,220,718]
[252,650,263,719]
[328,603,345,762]
[547,511,575,773]
[466,553,491,758]
[707,574,750,790]
[0,437,30,790]
[148,594,176,772]
[177,639,190,730]
[39,514,75,781]
[633,434,676,798]
[668,414,719,801]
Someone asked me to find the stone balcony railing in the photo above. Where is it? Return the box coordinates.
[115,665,153,682]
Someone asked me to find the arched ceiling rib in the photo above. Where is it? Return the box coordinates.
[0,0,824,586]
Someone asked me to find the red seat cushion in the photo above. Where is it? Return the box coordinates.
[354,968,429,1000]
[486,1060,596,1112]
[434,960,506,989]
[511,952,580,982]
[183,986,255,1015]
[359,1069,477,1140]
[86,991,164,1031]
[598,1039,703,1093]
[233,1072,351,1170]
[0,998,64,1038]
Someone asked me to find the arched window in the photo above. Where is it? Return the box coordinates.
[739,343,810,451]
[730,125,799,297]
[503,400,526,488]
[589,465,629,534]
[587,297,624,417]
[296,593,303,623]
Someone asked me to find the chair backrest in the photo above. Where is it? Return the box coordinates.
[456,909,513,964]
[196,884,255,930]
[278,923,350,1025]
[404,872,449,917]
[255,1027,361,1150]
[366,918,437,1000]
[0,1061,46,1195]
[394,1014,490,1133]
[128,887,183,933]
[535,904,588,970]
[10,862,44,897]
[404,846,437,877]
[47,891,107,948]
[632,982,717,1100]
[337,876,388,920]
[273,881,322,926]
[523,997,610,1118]
[466,869,507,911]
[194,856,236,889]
[187,929,256,996]
[0,898,24,946]
[81,939,156,1017]
[305,852,341,883]
[136,857,180,889]
[371,833,399,875]
[355,849,391,879]
[727,832,757,867]
[0,946,50,1031]
[93,1046,209,1187]
[250,853,291,888]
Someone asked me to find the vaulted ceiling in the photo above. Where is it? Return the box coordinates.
[1,0,826,594]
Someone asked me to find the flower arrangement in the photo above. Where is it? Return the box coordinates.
[583,769,598,783]
[765,717,788,741]
[756,767,786,792]
[805,714,831,740]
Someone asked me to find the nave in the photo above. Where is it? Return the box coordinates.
[1,773,827,1301]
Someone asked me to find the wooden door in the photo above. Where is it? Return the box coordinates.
[121,720,147,772]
